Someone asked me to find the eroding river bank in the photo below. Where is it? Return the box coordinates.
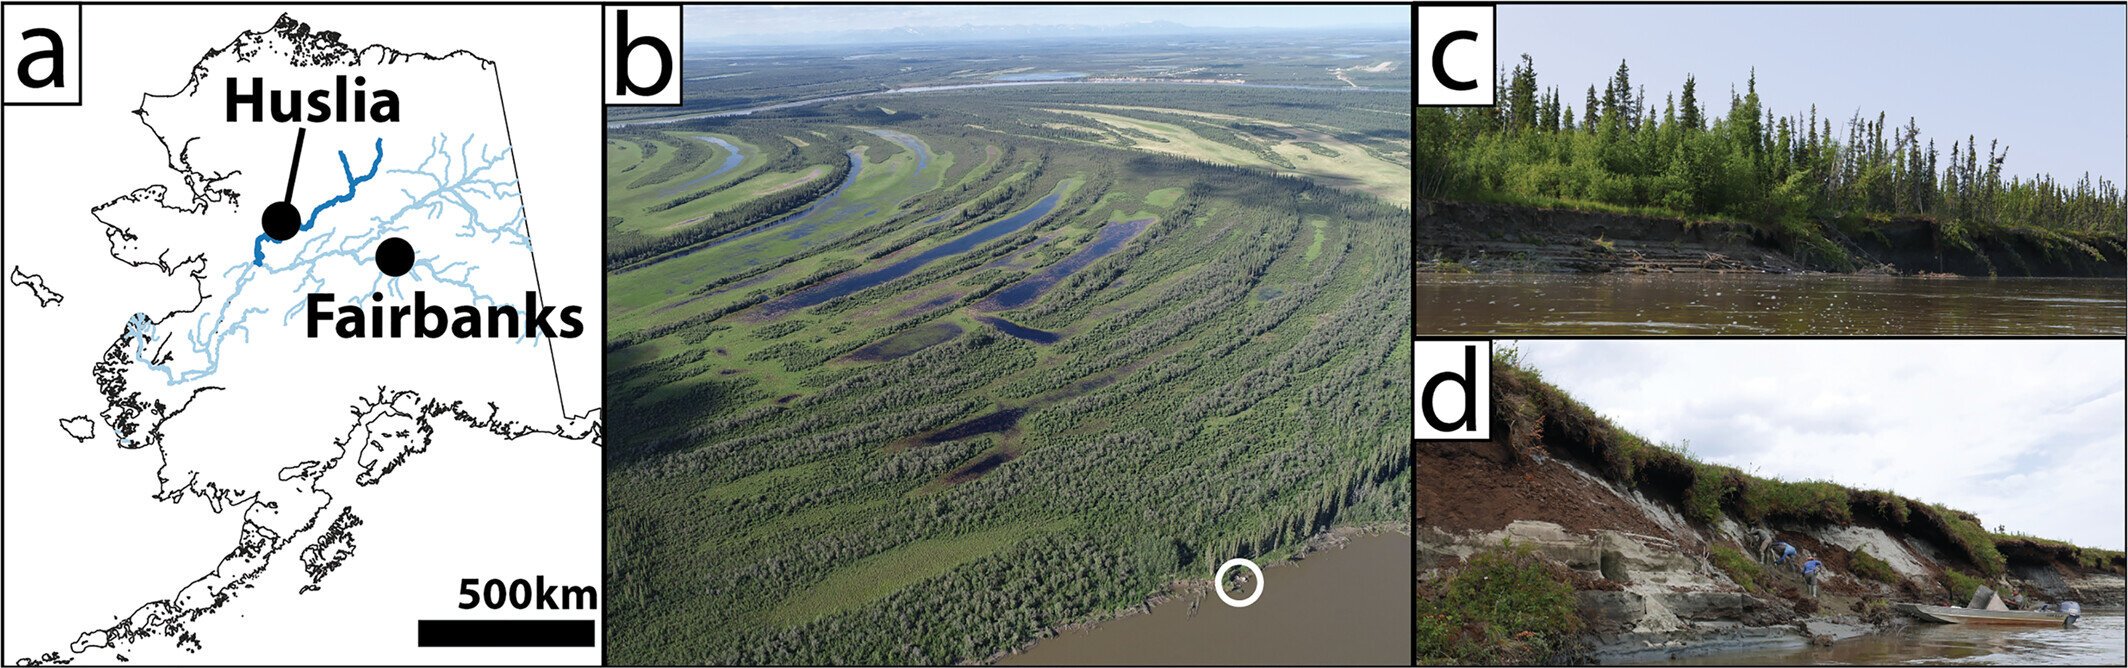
[1417,200,2127,335]
[1418,272,2127,335]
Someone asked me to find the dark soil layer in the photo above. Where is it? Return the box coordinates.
[1419,200,2127,277]
[1844,217,2126,277]
[1415,439,1670,540]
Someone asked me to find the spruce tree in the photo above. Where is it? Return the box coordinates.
[1508,54,1539,132]
[1583,86,1599,132]
[1679,75,1703,131]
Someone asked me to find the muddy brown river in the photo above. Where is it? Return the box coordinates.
[1418,274,2126,335]
[1644,612,2125,665]
[999,530,1411,665]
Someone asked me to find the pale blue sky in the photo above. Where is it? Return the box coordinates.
[1502,4,2126,185]
[686,5,1408,42]
[1510,340,2125,551]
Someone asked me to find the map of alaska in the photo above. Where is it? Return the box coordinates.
[13,15,599,665]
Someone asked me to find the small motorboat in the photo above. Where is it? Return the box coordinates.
[1896,586,2078,627]
[1896,603,2070,626]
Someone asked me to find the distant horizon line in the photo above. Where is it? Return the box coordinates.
[683,23,1409,47]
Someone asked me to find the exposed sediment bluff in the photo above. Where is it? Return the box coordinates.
[1417,360,2126,663]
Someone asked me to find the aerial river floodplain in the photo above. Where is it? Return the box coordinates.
[603,10,1414,666]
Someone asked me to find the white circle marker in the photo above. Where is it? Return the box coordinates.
[1213,558,1265,608]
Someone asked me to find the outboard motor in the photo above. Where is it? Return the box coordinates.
[2060,601,2082,628]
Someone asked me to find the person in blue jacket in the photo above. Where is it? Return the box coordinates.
[1773,540,1797,566]
[1802,555,1824,597]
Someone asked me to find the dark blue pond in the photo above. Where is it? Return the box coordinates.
[976,316,1060,344]
[980,217,1151,312]
[768,189,1065,312]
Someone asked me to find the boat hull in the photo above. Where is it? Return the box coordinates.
[1896,603,2069,626]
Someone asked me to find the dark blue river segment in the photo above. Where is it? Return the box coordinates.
[657,136,746,198]
[253,138,384,265]
[976,316,1060,344]
[771,190,1065,312]
[980,217,1151,312]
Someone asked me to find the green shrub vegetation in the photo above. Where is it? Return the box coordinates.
[1850,547,1900,586]
[1711,545,1767,594]
[1919,503,2007,577]
[1420,56,2124,268]
[1683,462,1733,526]
[1739,479,1852,525]
[1850,489,1912,525]
[1943,569,1985,604]
[1993,532,2128,575]
[1417,541,1584,665]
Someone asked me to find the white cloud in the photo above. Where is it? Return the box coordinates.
[1506,339,2125,550]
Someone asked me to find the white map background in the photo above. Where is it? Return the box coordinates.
[3,7,601,665]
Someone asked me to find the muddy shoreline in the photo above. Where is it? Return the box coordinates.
[1588,618,1893,664]
[1590,601,2128,665]
[1418,200,2127,277]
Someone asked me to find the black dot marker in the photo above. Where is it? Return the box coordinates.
[376,237,415,277]
[261,201,301,241]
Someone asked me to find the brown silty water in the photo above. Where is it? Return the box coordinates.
[1000,531,1412,665]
